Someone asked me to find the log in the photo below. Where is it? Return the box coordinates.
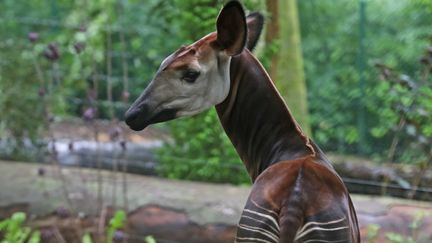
[329,154,432,201]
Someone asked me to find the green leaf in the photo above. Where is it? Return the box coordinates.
[366,223,380,242]
[82,233,93,243]
[11,212,26,224]
[145,235,157,243]
[28,231,41,243]
[109,210,126,229]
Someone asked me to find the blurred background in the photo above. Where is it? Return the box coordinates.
[0,0,431,242]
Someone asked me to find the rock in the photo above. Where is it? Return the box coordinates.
[128,205,236,243]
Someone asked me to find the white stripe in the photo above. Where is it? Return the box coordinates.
[297,217,346,235]
[295,226,349,241]
[236,236,274,243]
[241,215,280,234]
[238,224,279,242]
[243,209,280,231]
[250,199,279,216]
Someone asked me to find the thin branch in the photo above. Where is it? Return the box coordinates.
[387,118,406,162]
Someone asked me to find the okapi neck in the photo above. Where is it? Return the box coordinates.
[216,49,315,181]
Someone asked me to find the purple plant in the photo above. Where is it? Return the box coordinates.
[113,230,125,243]
[82,107,97,121]
[28,32,39,43]
[55,206,70,218]
[43,43,60,61]
[41,229,54,240]
[73,42,86,54]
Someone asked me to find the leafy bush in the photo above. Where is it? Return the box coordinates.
[369,47,432,164]
[157,109,249,184]
[299,0,432,156]
[0,210,155,243]
[0,36,46,161]
[0,212,40,243]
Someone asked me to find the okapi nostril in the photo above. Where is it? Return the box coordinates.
[125,103,150,125]
[125,108,140,124]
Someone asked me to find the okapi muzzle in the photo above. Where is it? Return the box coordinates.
[125,102,178,131]
[124,87,178,131]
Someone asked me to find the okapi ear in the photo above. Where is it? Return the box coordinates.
[215,0,247,56]
[246,12,264,51]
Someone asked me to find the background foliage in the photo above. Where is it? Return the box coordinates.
[299,0,432,158]
[0,0,431,184]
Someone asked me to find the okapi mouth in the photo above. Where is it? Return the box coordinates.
[125,105,178,131]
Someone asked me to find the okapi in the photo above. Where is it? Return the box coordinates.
[125,1,360,242]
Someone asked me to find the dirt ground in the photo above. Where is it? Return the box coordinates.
[0,160,431,242]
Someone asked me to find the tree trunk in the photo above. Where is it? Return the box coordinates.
[265,0,311,135]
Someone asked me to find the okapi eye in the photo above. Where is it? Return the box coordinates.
[181,70,200,83]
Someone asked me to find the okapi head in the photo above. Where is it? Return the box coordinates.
[125,1,263,131]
